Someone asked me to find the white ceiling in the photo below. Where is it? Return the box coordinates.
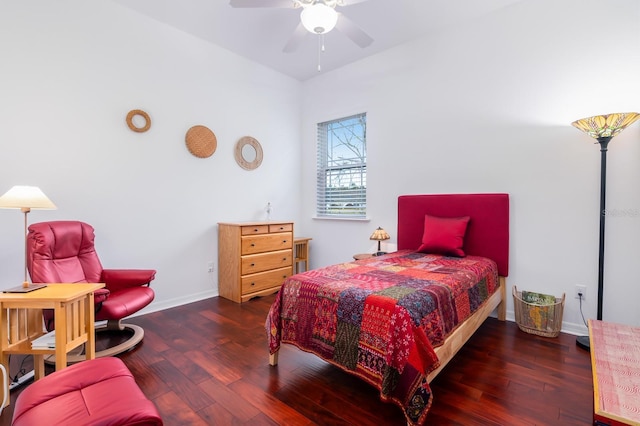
[111,0,523,81]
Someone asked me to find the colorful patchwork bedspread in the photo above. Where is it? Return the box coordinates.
[266,250,499,425]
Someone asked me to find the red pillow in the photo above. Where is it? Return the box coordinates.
[417,215,470,257]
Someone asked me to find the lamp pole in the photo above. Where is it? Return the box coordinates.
[576,136,609,350]
[596,136,611,321]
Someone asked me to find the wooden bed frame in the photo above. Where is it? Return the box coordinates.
[269,193,510,385]
[427,276,505,381]
[397,193,510,381]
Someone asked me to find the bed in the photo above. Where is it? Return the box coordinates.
[266,193,509,425]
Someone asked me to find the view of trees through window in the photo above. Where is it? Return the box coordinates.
[316,113,366,217]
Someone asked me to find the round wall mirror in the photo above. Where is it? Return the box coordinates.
[234,136,263,170]
[242,144,257,162]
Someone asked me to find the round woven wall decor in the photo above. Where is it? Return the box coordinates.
[126,109,151,133]
[234,136,263,170]
[185,125,217,158]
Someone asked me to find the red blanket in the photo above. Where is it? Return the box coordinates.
[266,250,499,425]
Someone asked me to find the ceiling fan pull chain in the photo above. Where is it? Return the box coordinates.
[317,34,323,72]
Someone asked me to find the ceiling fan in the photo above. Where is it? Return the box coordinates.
[229,0,374,53]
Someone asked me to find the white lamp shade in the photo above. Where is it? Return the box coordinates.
[0,186,57,210]
[300,3,338,34]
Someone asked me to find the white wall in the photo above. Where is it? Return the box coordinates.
[300,0,640,333]
[0,1,302,313]
[2,0,639,335]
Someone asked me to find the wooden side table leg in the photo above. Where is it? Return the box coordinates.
[33,354,45,380]
[0,353,9,408]
[0,307,9,406]
[54,302,67,370]
[85,293,96,360]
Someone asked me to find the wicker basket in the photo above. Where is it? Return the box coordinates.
[513,286,565,338]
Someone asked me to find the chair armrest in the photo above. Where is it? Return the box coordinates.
[94,288,110,305]
[101,269,156,292]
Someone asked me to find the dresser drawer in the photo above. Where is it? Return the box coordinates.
[269,223,293,233]
[241,225,269,235]
[241,249,292,275]
[241,267,292,295]
[241,232,292,255]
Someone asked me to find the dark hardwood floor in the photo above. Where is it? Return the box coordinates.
[1,294,593,425]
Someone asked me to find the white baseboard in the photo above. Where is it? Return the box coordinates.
[130,289,218,318]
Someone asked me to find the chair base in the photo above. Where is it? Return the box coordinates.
[44,322,145,365]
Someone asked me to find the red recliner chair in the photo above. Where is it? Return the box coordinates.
[26,221,156,362]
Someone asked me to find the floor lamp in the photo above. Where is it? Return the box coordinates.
[571,112,640,350]
[0,185,57,292]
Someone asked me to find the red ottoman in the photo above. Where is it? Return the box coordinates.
[12,357,162,426]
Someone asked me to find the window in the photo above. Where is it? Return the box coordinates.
[316,113,366,218]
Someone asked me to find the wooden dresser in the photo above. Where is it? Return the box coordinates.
[218,221,294,303]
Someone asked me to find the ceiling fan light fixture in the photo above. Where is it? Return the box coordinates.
[300,3,338,34]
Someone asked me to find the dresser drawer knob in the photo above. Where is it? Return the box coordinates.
[254,228,259,232]
[250,263,255,267]
[251,282,255,286]
[251,243,255,247]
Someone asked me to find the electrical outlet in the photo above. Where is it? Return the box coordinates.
[207,261,214,273]
[575,285,587,300]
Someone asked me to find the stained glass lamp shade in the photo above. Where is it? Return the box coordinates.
[370,227,390,256]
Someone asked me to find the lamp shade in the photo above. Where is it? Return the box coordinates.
[369,227,390,241]
[0,186,57,211]
[300,3,338,34]
[571,112,640,139]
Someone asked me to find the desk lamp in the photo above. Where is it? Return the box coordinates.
[370,226,390,256]
[0,185,57,292]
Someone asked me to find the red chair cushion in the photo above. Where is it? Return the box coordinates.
[12,357,163,426]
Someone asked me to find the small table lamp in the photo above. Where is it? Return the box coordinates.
[0,185,57,292]
[370,226,390,256]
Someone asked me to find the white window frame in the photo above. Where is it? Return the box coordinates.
[316,113,367,219]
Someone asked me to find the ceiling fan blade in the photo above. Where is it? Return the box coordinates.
[334,13,373,48]
[230,0,294,8]
[283,22,308,53]
[338,0,371,6]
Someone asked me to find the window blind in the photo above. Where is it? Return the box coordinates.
[316,113,367,218]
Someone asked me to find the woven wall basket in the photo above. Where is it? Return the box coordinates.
[126,109,151,133]
[185,125,217,158]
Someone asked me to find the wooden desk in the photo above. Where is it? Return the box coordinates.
[589,319,640,426]
[294,237,312,273]
[0,283,104,406]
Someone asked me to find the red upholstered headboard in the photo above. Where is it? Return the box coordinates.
[397,193,509,276]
